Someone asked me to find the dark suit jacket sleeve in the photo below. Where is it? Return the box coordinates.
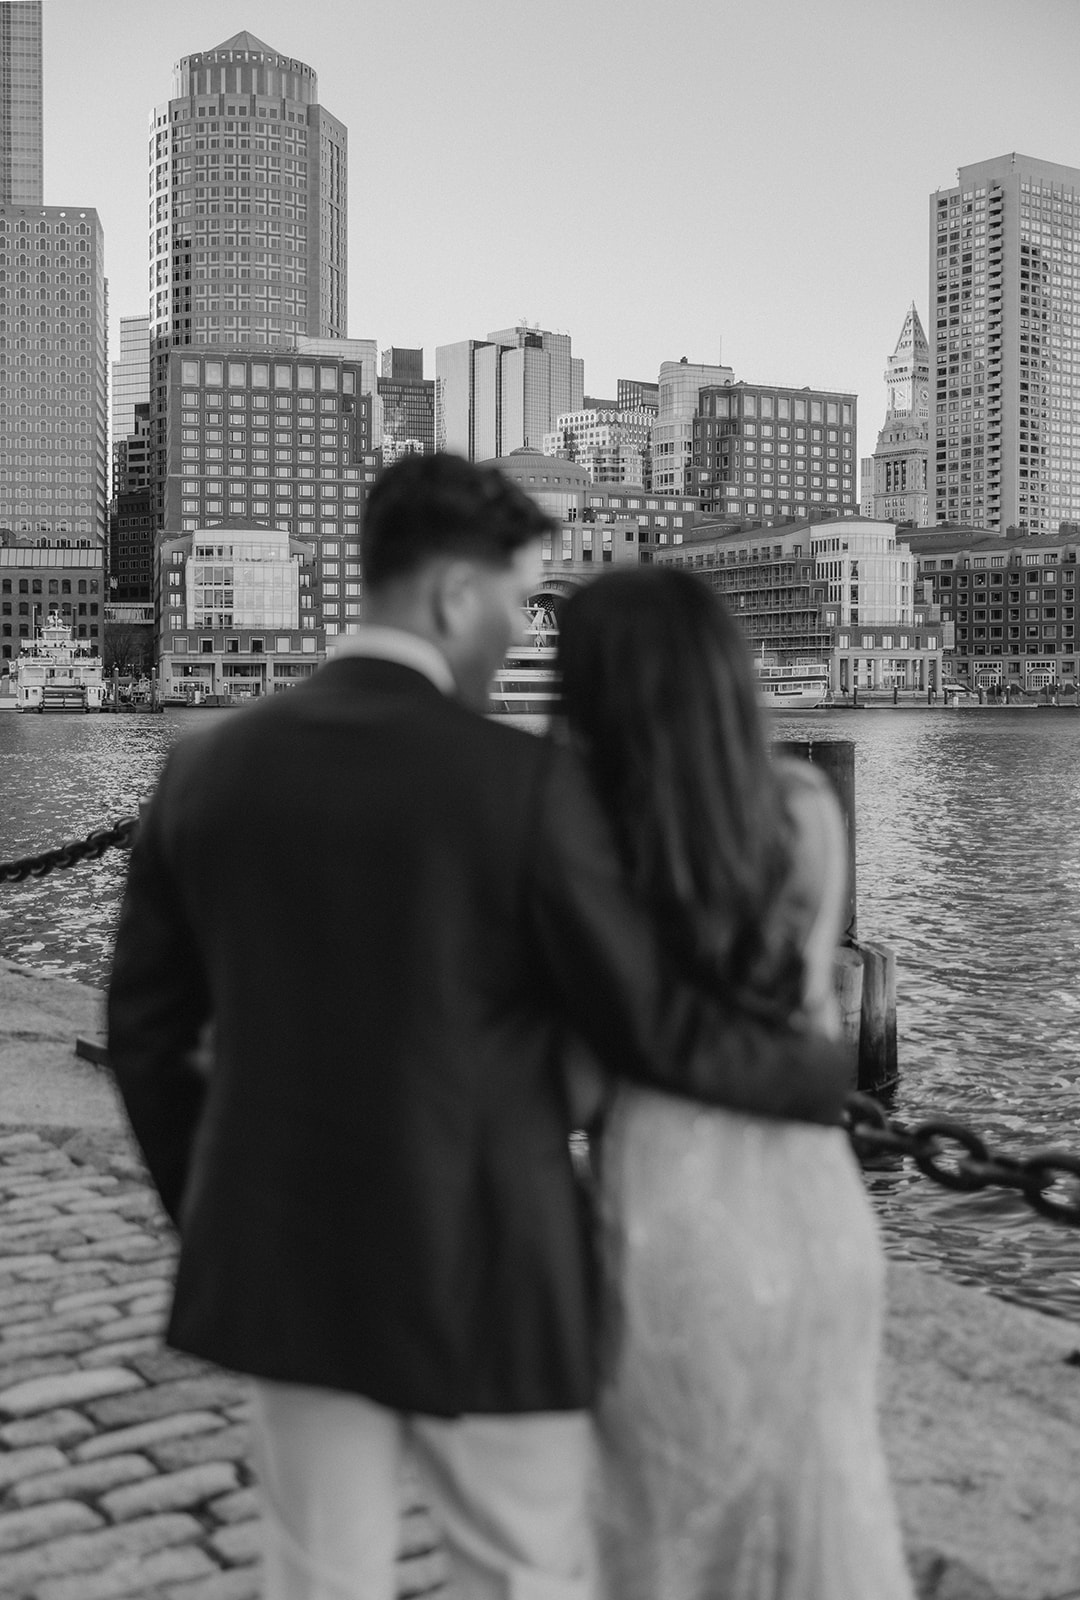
[528,745,853,1126]
[106,758,212,1224]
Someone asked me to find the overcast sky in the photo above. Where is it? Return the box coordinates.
[37,0,1080,460]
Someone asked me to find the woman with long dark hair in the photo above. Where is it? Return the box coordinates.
[557,568,912,1600]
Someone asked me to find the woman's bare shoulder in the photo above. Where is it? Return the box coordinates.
[771,757,846,886]
[772,757,842,825]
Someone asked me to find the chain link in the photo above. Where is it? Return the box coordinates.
[3,827,1080,1234]
[0,817,139,884]
[844,1091,1080,1227]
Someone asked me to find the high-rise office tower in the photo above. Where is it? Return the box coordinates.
[378,348,434,462]
[0,206,109,546]
[435,325,583,459]
[150,31,347,352]
[0,1,43,206]
[0,4,108,550]
[930,154,1080,535]
[864,305,930,525]
[149,33,348,523]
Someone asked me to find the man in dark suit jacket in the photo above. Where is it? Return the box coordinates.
[107,453,852,1600]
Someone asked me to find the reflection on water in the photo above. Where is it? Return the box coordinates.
[2,705,1080,1319]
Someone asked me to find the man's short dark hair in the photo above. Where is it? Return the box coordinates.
[361,453,555,589]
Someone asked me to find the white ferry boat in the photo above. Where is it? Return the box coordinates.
[14,611,105,713]
[756,655,830,711]
[490,601,560,717]
[490,615,833,718]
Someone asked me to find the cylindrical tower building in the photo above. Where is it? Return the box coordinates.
[149,30,347,352]
[147,30,348,527]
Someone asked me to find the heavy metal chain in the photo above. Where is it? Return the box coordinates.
[844,1090,1080,1227]
[4,823,1080,1235]
[0,817,139,884]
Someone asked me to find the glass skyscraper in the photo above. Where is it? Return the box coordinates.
[435,326,583,459]
[0,1,43,206]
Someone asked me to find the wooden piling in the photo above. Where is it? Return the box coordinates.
[855,940,898,1093]
[833,947,864,1086]
[776,739,857,943]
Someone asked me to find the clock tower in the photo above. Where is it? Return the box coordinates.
[861,304,931,525]
[886,302,930,418]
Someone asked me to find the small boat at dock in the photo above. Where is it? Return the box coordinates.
[756,654,830,710]
[13,613,105,713]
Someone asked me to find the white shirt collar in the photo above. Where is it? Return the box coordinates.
[327,626,456,696]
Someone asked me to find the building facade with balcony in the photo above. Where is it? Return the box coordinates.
[156,516,324,700]
[904,524,1080,692]
[656,517,943,695]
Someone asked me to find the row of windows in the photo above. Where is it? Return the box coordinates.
[179,393,349,416]
[0,221,93,237]
[935,573,1071,590]
[956,625,1075,639]
[0,578,98,594]
[1,602,97,617]
[950,607,1074,620]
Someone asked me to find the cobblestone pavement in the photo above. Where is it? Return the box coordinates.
[0,1128,448,1600]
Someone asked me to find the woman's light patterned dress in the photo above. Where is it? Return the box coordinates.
[592,763,914,1600]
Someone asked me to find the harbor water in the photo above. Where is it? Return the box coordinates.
[1,706,1079,1320]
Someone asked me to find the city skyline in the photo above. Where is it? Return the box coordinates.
[32,0,1080,467]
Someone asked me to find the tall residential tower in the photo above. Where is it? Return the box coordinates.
[930,153,1080,534]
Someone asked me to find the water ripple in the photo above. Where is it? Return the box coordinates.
[4,707,1080,1318]
[773,708,1080,1318]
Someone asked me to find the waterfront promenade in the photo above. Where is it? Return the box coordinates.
[1,958,1080,1600]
